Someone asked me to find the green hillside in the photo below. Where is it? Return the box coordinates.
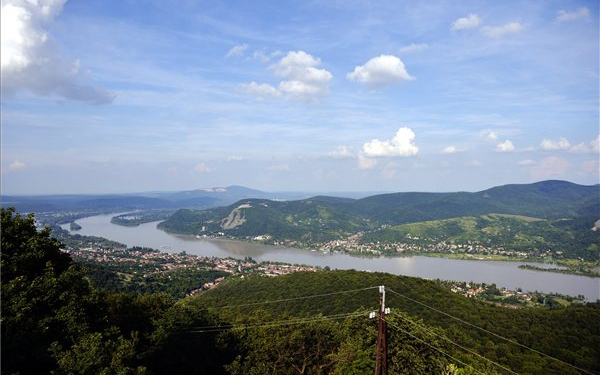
[361,214,600,261]
[158,181,599,260]
[159,198,376,244]
[192,270,600,375]
[353,180,599,223]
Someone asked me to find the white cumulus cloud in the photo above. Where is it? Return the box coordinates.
[539,137,571,151]
[240,51,332,102]
[481,22,523,38]
[271,51,332,100]
[570,136,600,153]
[496,140,515,152]
[556,7,589,22]
[362,127,419,157]
[225,43,248,58]
[347,55,414,88]
[272,51,321,77]
[1,0,114,103]
[451,14,482,31]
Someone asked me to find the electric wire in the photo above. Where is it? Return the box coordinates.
[183,284,590,374]
[185,311,367,333]
[385,287,594,375]
[385,318,487,375]
[175,285,379,331]
[389,311,518,374]
[205,285,379,311]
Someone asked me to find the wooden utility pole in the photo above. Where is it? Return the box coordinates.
[372,285,390,375]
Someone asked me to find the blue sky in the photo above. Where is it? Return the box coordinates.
[1,0,598,194]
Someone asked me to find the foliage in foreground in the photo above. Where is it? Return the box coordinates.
[2,207,599,375]
[195,271,600,375]
[1,208,232,375]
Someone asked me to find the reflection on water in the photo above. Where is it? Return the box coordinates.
[64,214,599,301]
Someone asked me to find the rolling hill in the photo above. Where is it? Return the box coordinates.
[191,270,600,375]
[359,214,599,261]
[158,181,599,252]
[158,198,377,242]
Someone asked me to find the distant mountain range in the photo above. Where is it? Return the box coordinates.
[0,185,294,213]
[0,185,383,213]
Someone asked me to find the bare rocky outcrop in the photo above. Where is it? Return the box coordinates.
[221,203,251,229]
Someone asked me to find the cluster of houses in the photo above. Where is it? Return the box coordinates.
[318,233,531,258]
[448,282,534,304]
[64,244,320,297]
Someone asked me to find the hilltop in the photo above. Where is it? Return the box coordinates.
[158,180,599,261]
[191,270,600,375]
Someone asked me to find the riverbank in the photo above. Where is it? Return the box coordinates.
[54,213,600,301]
[422,253,600,276]
[57,227,590,307]
[518,264,600,278]
[171,231,600,278]
[57,210,597,279]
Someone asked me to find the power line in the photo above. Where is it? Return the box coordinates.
[186,311,367,333]
[385,319,487,375]
[204,286,379,311]
[385,287,595,375]
[390,311,518,375]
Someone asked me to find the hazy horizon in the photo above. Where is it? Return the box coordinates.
[2,179,598,197]
[2,0,598,195]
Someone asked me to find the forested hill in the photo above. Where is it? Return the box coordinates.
[353,180,599,222]
[158,180,599,245]
[192,270,600,374]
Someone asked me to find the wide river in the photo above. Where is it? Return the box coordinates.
[67,214,599,301]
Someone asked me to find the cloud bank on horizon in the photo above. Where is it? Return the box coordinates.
[1,0,598,194]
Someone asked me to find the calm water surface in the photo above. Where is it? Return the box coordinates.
[67,214,599,301]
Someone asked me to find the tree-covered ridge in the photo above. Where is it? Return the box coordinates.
[158,181,599,260]
[1,208,234,374]
[360,214,600,261]
[158,198,377,243]
[194,271,600,374]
